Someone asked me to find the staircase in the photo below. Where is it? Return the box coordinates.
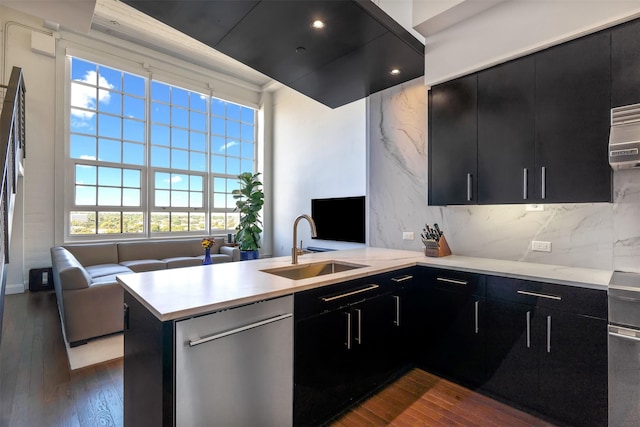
[0,67,26,344]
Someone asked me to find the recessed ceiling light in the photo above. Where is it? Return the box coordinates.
[390,68,401,75]
[311,20,325,29]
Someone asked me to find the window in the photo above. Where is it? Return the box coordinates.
[67,57,257,238]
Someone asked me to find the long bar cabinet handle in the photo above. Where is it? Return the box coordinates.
[474,300,479,334]
[523,168,528,200]
[391,275,413,283]
[467,173,473,201]
[355,309,362,344]
[517,290,561,301]
[437,277,468,286]
[526,311,531,348]
[541,166,547,199]
[547,315,552,353]
[320,284,379,302]
[393,295,401,326]
[345,312,352,350]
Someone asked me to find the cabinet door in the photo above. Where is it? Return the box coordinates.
[612,18,640,108]
[478,57,535,204]
[484,299,539,407]
[537,309,608,427]
[421,289,486,386]
[535,32,612,202]
[294,309,351,426]
[429,74,478,205]
[349,294,399,399]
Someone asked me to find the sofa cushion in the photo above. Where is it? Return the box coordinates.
[118,239,196,262]
[63,242,119,266]
[209,254,232,264]
[164,257,203,269]
[85,263,133,279]
[120,259,168,273]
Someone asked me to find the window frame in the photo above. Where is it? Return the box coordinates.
[63,54,258,241]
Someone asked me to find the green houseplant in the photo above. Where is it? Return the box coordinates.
[232,172,264,260]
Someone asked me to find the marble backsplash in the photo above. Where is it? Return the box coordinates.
[368,78,640,273]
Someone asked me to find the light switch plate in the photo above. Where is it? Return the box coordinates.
[403,232,414,240]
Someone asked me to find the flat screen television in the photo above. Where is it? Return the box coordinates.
[311,196,365,243]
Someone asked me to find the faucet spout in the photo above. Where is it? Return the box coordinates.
[292,214,317,264]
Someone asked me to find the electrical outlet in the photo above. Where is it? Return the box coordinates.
[402,232,415,240]
[532,240,552,252]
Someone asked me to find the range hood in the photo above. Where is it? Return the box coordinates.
[610,103,640,170]
[121,0,425,108]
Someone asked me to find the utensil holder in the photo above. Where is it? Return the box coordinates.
[424,235,452,257]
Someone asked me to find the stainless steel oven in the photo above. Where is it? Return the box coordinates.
[608,271,640,427]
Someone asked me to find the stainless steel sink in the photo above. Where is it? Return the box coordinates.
[262,261,367,280]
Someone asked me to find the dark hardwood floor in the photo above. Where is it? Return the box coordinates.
[0,291,123,427]
[1,291,554,427]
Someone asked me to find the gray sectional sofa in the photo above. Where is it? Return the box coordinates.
[50,238,239,346]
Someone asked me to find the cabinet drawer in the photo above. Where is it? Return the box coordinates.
[419,267,485,296]
[486,275,606,318]
[294,268,419,320]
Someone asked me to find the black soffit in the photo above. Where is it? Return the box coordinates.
[122,0,425,108]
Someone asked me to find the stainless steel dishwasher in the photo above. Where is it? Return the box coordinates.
[175,295,293,426]
[608,271,640,427]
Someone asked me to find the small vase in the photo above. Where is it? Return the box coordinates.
[202,248,213,265]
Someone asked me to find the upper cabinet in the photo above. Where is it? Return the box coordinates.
[429,26,614,205]
[535,32,611,203]
[477,57,535,204]
[428,75,477,205]
[612,19,640,108]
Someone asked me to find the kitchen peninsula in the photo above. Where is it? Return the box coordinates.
[118,247,611,426]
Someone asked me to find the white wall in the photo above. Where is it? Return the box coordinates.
[423,0,640,84]
[1,10,58,291]
[271,88,367,256]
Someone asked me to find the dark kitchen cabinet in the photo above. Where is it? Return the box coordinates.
[537,308,608,427]
[612,18,640,108]
[534,31,612,203]
[429,28,612,205]
[484,276,608,427]
[294,270,416,426]
[414,268,486,387]
[428,74,478,205]
[477,57,535,204]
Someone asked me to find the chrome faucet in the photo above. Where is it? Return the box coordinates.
[292,214,317,264]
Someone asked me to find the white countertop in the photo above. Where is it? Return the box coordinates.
[117,247,612,322]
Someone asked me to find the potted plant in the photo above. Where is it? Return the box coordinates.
[232,172,264,260]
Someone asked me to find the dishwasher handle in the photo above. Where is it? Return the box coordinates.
[189,313,292,347]
[609,325,640,343]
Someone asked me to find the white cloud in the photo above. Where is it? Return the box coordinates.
[220,140,238,152]
[170,176,183,184]
[71,71,114,119]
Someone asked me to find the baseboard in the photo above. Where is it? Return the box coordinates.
[5,283,25,294]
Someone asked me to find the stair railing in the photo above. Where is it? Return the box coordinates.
[0,66,27,342]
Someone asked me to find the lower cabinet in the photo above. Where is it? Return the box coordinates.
[294,270,416,426]
[413,268,486,387]
[294,267,608,427]
[484,276,608,427]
